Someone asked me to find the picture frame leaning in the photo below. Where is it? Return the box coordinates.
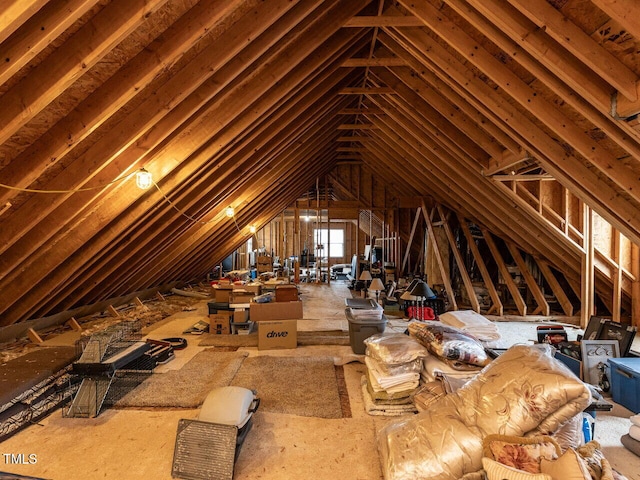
[580,339,620,387]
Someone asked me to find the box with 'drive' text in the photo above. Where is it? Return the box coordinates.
[258,320,297,350]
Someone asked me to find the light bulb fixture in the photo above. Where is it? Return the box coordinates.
[249,225,257,234]
[135,168,153,189]
[225,206,235,218]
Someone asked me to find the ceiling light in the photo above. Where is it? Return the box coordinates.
[249,225,257,234]
[225,206,235,218]
[135,168,153,189]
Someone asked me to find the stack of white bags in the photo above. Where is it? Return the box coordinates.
[361,333,428,415]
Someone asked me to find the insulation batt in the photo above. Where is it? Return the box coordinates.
[378,345,592,480]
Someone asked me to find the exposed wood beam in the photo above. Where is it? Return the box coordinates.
[0,0,307,257]
[0,0,48,44]
[337,123,378,129]
[338,87,394,94]
[633,244,640,327]
[0,0,169,145]
[341,57,405,66]
[438,205,480,313]
[338,107,384,114]
[482,228,527,316]
[0,0,360,321]
[591,0,640,41]
[484,149,531,176]
[378,32,519,155]
[506,0,638,102]
[461,0,614,114]
[0,0,100,87]
[581,204,595,327]
[458,214,503,316]
[444,0,640,154]
[0,0,245,207]
[388,12,640,246]
[421,201,457,310]
[401,207,421,274]
[336,147,368,152]
[612,229,622,322]
[343,15,424,27]
[506,242,550,316]
[537,259,574,317]
[337,136,372,142]
[492,175,555,181]
[372,67,492,166]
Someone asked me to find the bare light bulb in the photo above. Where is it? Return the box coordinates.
[136,169,153,189]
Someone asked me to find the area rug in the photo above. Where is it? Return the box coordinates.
[113,349,248,408]
[230,356,343,419]
[198,330,350,347]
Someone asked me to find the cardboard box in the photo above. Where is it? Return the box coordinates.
[229,290,255,306]
[235,283,262,295]
[258,320,297,350]
[233,308,249,324]
[209,311,231,334]
[249,300,303,322]
[213,285,234,303]
[275,285,298,302]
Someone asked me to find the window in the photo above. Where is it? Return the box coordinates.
[314,228,344,258]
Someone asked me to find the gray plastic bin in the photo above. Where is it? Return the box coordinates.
[345,308,386,354]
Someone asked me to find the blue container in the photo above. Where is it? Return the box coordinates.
[608,357,640,413]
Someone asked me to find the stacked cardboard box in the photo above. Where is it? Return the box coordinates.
[250,300,302,350]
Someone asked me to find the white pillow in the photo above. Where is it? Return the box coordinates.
[483,458,552,480]
[540,448,591,480]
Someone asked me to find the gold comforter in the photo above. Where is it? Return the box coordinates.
[379,345,592,479]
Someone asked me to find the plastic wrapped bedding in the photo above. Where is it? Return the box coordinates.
[408,321,490,367]
[378,345,592,480]
[364,333,428,365]
[421,354,481,392]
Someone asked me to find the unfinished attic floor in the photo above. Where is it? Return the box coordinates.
[0,282,391,480]
[1,282,639,480]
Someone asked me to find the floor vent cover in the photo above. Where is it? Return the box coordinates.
[172,419,238,480]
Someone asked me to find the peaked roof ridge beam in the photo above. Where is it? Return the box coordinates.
[0,0,169,145]
[343,15,424,27]
[341,57,405,66]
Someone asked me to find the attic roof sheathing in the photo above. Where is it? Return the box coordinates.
[1,0,640,325]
